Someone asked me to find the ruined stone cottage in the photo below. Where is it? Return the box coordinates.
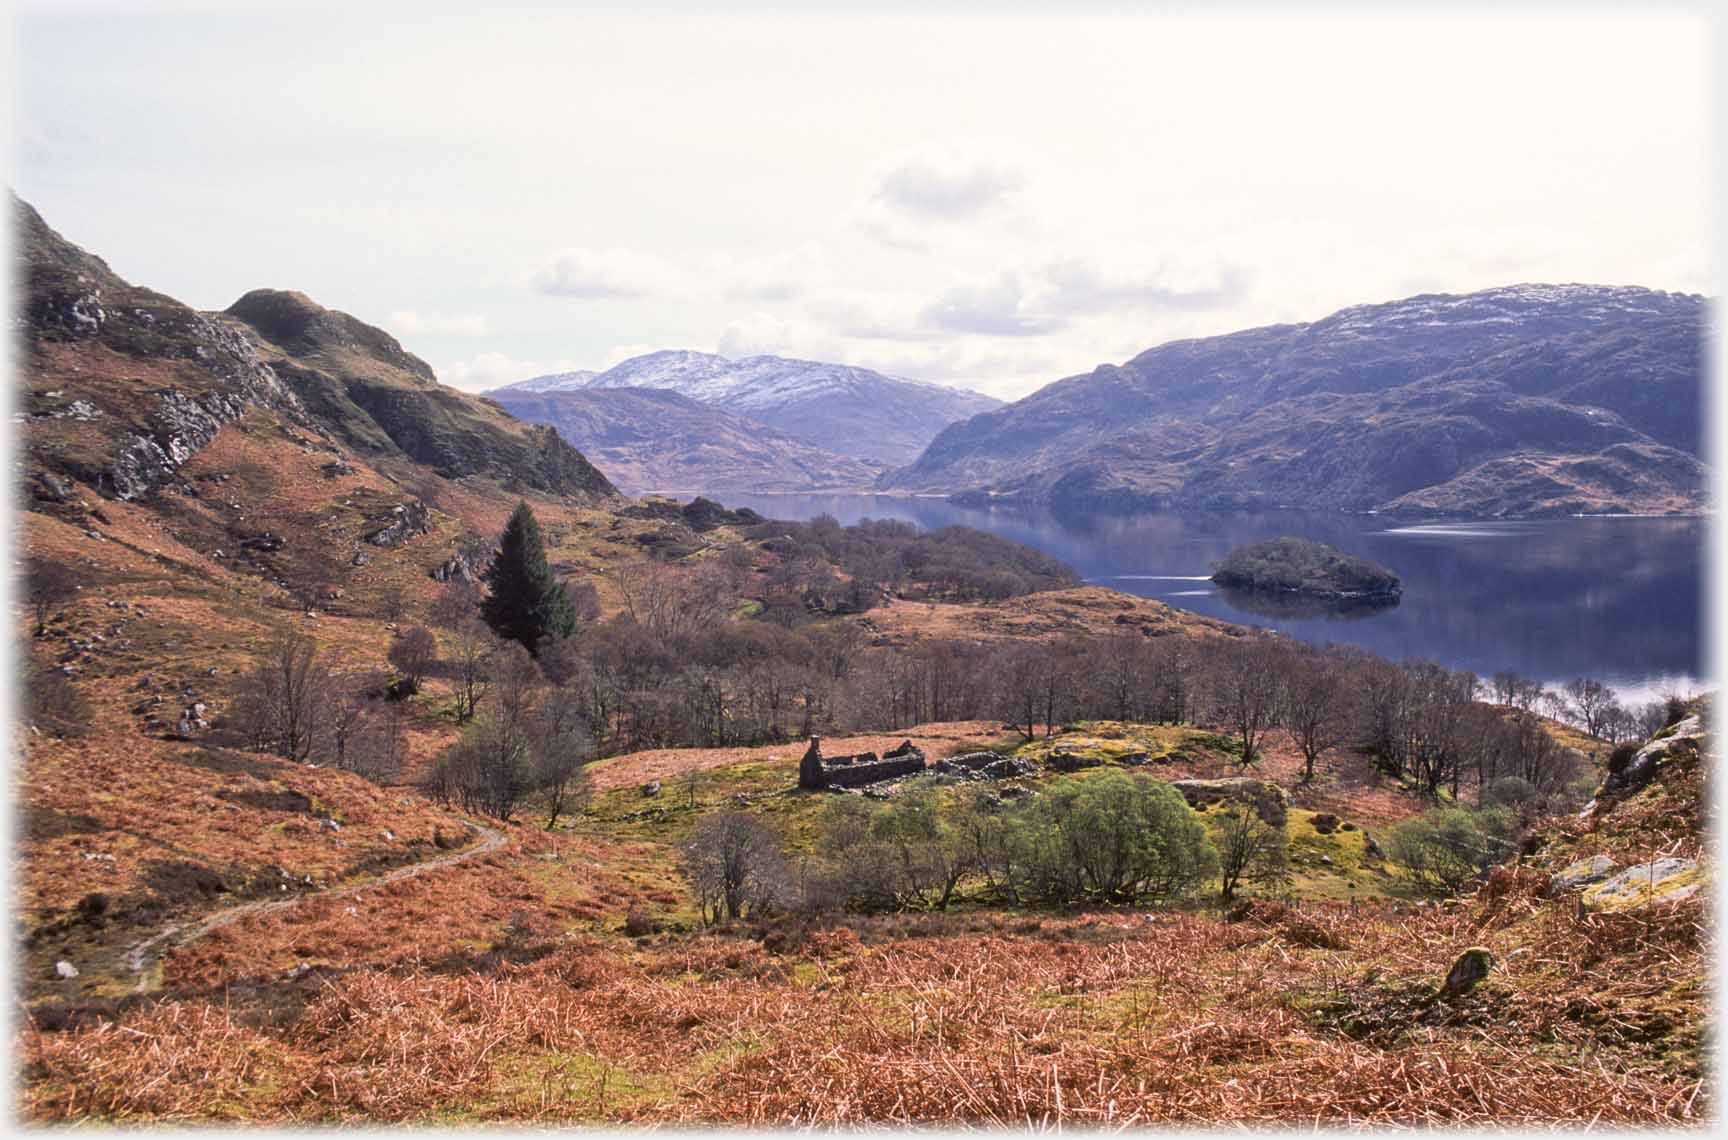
[798,736,927,790]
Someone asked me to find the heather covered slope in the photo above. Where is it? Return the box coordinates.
[17,195,616,505]
[491,386,882,495]
[883,285,1707,517]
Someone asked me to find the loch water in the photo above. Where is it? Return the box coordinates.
[713,493,1706,704]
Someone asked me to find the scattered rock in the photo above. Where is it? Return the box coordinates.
[1439,947,1493,999]
[1580,857,1702,912]
[641,780,662,798]
[1171,778,1289,827]
[1545,854,1620,897]
[1582,715,1705,823]
[1310,812,1341,835]
[364,500,432,547]
[1046,748,1104,773]
[55,960,79,979]
[32,471,76,503]
[983,757,1036,780]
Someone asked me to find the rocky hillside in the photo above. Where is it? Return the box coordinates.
[883,284,1706,517]
[496,349,1000,467]
[491,387,881,495]
[17,195,616,505]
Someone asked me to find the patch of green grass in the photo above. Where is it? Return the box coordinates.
[469,1050,674,1120]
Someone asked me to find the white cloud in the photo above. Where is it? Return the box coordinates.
[385,309,489,336]
[919,273,1065,337]
[438,351,582,391]
[1036,255,1252,316]
[872,149,1026,219]
[847,148,1031,250]
[531,247,682,298]
[715,312,846,361]
[714,242,830,301]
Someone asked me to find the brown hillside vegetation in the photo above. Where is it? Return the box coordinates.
[858,586,1245,647]
[14,198,1707,1127]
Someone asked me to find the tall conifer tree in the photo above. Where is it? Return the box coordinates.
[481,501,576,653]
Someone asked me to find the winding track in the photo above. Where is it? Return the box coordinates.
[120,818,507,994]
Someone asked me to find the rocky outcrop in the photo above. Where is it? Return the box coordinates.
[1545,855,1620,897]
[363,500,433,547]
[1172,778,1289,828]
[226,290,616,500]
[17,196,308,502]
[16,195,616,506]
[1580,858,1703,912]
[1438,947,1493,999]
[1580,714,1705,824]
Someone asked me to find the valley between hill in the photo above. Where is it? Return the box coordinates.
[14,197,1709,1126]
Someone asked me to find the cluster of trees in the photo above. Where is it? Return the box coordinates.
[746,516,1079,607]
[222,627,409,782]
[1210,536,1400,596]
[1487,671,1674,746]
[681,770,1277,922]
[218,499,1681,838]
[422,640,594,825]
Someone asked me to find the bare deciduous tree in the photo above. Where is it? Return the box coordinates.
[1209,638,1283,767]
[26,560,79,637]
[387,625,439,694]
[681,812,789,923]
[1215,805,1288,904]
[447,618,498,722]
[228,627,333,762]
[1279,649,1348,783]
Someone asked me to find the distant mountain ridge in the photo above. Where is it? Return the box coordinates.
[489,386,882,495]
[495,349,1001,466]
[500,369,599,392]
[882,283,1707,518]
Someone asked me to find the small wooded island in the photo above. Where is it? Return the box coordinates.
[1210,536,1402,601]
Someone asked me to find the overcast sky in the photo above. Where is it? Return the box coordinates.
[14,7,1713,398]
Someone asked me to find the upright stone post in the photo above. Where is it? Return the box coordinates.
[799,736,828,789]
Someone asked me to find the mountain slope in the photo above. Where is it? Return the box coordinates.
[497,349,1001,466]
[883,284,1706,517]
[490,387,881,495]
[17,195,616,506]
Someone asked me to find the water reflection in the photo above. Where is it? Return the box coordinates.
[1215,585,1402,622]
[714,492,1704,698]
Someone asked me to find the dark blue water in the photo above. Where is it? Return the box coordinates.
[718,493,1705,703]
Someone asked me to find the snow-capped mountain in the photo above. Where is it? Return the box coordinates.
[492,350,1000,466]
[884,283,1706,518]
[497,368,599,393]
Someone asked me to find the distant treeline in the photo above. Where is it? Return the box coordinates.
[211,509,1684,830]
[745,515,1080,607]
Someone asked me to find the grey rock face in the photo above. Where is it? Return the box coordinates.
[1581,858,1702,912]
[1545,855,1620,897]
[365,500,433,547]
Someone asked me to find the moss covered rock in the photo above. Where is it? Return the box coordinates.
[1581,857,1703,912]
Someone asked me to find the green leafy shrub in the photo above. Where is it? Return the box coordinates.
[1388,806,1516,895]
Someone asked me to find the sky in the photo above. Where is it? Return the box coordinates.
[12,6,1714,399]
